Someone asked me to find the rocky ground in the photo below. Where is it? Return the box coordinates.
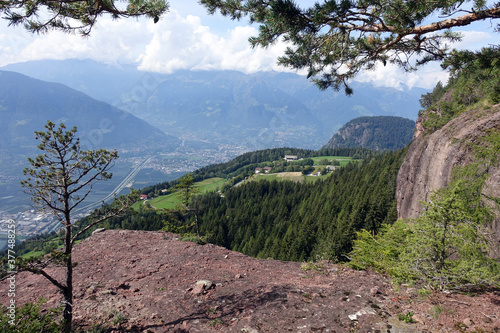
[2,229,499,332]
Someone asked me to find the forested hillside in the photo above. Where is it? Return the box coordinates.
[324,116,415,150]
[141,147,375,196]
[169,149,406,261]
[9,147,400,262]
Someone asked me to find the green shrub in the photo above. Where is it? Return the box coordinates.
[0,299,62,332]
[398,311,415,323]
[180,233,207,245]
[350,131,500,289]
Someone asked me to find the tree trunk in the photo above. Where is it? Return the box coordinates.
[63,224,73,333]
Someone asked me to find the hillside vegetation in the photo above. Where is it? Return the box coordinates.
[140,147,374,197]
[418,47,500,132]
[323,116,415,150]
[159,149,405,261]
[7,147,389,261]
[351,47,500,289]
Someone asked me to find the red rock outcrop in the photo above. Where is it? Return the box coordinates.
[396,104,500,220]
[2,229,499,332]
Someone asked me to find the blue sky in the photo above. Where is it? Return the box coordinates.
[0,0,497,89]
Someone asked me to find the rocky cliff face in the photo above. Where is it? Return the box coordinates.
[396,104,500,227]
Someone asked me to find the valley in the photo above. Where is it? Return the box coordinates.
[0,60,424,222]
[0,1,499,331]
[0,144,250,241]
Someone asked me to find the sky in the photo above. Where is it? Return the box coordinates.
[0,0,498,90]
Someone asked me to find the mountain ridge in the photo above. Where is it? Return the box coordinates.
[323,116,415,150]
[0,70,180,151]
[2,59,427,149]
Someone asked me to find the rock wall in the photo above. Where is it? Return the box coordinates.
[396,104,500,220]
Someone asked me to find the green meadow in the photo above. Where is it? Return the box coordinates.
[134,177,229,210]
[310,156,354,166]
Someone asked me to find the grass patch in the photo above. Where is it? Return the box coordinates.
[149,193,182,209]
[310,156,353,166]
[20,250,45,259]
[301,262,324,272]
[255,171,333,184]
[208,318,223,326]
[304,172,333,183]
[196,178,229,193]
[430,304,455,319]
[134,178,230,211]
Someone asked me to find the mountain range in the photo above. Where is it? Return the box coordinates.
[2,59,427,149]
[0,70,180,152]
[0,60,427,213]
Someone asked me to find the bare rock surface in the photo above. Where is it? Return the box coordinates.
[2,230,500,332]
[397,104,500,220]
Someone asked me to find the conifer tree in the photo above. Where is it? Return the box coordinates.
[19,121,138,332]
[1,0,168,35]
[202,0,499,93]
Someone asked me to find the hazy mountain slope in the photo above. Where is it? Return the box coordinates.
[257,72,426,132]
[0,70,180,151]
[323,116,415,150]
[145,70,323,148]
[1,59,144,105]
[0,70,182,212]
[2,59,427,149]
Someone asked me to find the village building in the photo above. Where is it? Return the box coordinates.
[284,155,298,162]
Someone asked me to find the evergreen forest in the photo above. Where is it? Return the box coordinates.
[188,150,405,261]
[8,147,400,263]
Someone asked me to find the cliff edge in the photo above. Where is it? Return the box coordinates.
[396,104,500,220]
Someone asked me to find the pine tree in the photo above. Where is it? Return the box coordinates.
[19,121,138,332]
[2,0,168,35]
[202,0,499,93]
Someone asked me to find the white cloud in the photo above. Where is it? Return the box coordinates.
[355,29,495,90]
[356,61,449,90]
[0,24,34,66]
[0,5,495,91]
[138,11,288,74]
[452,30,493,51]
[0,18,151,66]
